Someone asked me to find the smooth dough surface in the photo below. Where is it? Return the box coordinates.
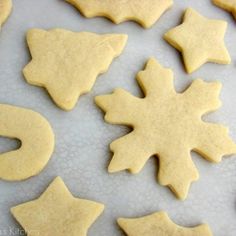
[11,177,104,236]
[213,0,236,19]
[118,212,213,236]
[23,29,127,111]
[65,0,173,28]
[164,8,231,73]
[95,58,236,200]
[0,0,12,26]
[0,104,54,181]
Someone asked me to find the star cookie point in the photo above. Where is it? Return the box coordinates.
[164,8,231,73]
[11,177,104,236]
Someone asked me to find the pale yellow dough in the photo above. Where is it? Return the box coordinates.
[23,29,127,111]
[95,58,236,200]
[164,8,231,73]
[65,0,173,28]
[118,212,213,236]
[0,0,12,26]
[213,0,236,19]
[0,104,54,181]
[11,177,104,236]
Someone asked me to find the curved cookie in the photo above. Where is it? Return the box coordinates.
[164,8,231,73]
[11,177,104,236]
[23,29,127,111]
[0,0,12,26]
[118,212,213,236]
[65,0,173,28]
[95,58,236,200]
[0,104,54,181]
[212,0,236,19]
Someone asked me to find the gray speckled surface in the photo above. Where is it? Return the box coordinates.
[0,0,236,235]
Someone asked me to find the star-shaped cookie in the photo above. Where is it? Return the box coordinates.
[164,8,231,73]
[213,0,236,19]
[65,0,173,28]
[118,212,213,236]
[0,0,12,27]
[11,177,104,236]
[23,29,127,111]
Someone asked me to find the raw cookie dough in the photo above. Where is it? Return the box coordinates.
[11,177,105,236]
[164,8,231,73]
[0,0,12,27]
[213,0,236,19]
[23,29,127,111]
[118,212,213,236]
[0,104,54,181]
[65,0,173,28]
[95,58,236,200]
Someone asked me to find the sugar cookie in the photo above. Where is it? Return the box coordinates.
[118,212,213,236]
[213,0,236,19]
[95,58,236,200]
[11,177,104,236]
[23,29,127,111]
[65,0,173,28]
[0,0,12,27]
[164,8,231,73]
[0,104,54,181]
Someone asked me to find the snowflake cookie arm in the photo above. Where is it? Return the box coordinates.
[136,58,175,99]
[183,79,236,162]
[158,148,199,200]
[118,212,213,236]
[95,89,142,126]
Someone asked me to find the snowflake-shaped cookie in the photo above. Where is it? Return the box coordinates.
[95,58,236,200]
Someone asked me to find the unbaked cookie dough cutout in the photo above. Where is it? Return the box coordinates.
[213,0,236,19]
[0,104,54,181]
[23,29,127,111]
[65,0,173,28]
[118,212,213,236]
[95,58,236,200]
[164,8,231,73]
[11,177,104,236]
[0,0,12,27]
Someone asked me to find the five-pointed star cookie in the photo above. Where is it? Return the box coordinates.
[118,212,213,236]
[164,8,231,73]
[11,177,104,236]
[0,0,12,27]
[65,0,173,28]
[95,58,236,200]
[23,29,127,111]
[213,0,236,19]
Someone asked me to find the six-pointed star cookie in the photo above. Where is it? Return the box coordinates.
[23,29,127,111]
[11,177,104,236]
[65,0,173,28]
[95,58,236,200]
[0,0,12,27]
[164,8,231,73]
[213,0,236,19]
[118,212,213,236]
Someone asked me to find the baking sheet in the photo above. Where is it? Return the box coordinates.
[0,0,236,235]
